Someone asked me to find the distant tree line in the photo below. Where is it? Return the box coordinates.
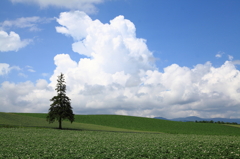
[195,120,238,125]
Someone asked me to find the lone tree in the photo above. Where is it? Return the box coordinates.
[47,73,74,129]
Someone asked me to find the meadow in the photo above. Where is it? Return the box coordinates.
[12,112,240,135]
[1,112,240,158]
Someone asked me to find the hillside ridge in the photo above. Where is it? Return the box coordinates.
[1,112,240,136]
[155,116,240,124]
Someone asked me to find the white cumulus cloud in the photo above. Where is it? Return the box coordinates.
[0,80,53,113]
[51,11,240,118]
[56,11,155,74]
[0,30,31,52]
[10,0,106,14]
[1,11,240,119]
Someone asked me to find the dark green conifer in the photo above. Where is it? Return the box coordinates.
[47,73,74,129]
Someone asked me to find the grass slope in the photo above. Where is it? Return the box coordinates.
[10,113,240,136]
[0,113,145,133]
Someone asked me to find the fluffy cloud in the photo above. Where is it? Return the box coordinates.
[0,80,53,113]
[1,11,240,119]
[1,16,53,31]
[0,63,12,75]
[52,11,240,118]
[0,30,31,52]
[10,0,105,14]
[56,11,155,75]
[0,16,50,52]
[0,63,20,75]
[215,51,225,58]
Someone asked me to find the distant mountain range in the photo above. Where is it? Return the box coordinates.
[154,116,240,124]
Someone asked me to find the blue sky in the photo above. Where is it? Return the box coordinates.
[1,0,240,118]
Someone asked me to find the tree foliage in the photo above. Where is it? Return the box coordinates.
[47,73,74,129]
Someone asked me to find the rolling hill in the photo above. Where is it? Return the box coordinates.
[155,116,240,124]
[1,112,240,135]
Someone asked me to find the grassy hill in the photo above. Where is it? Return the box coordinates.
[1,112,240,135]
[0,112,142,132]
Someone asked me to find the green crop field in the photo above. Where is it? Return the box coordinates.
[1,128,240,158]
[1,112,240,158]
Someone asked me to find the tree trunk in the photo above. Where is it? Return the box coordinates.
[59,117,62,129]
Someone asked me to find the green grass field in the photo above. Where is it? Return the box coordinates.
[1,112,240,158]
[0,112,147,133]
[7,112,240,136]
